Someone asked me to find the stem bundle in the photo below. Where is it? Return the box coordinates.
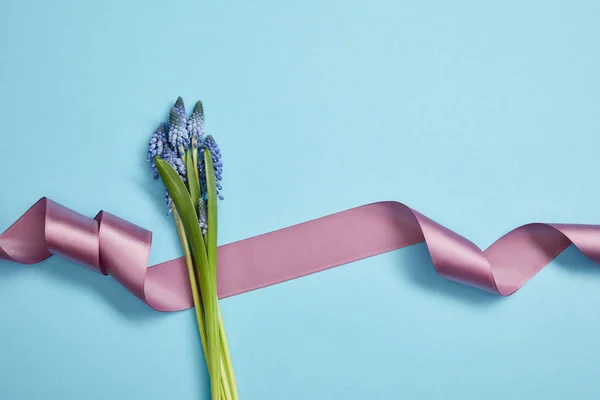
[157,153,238,399]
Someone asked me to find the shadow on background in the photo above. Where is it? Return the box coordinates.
[0,256,159,321]
[554,244,600,277]
[393,243,501,308]
[393,242,600,309]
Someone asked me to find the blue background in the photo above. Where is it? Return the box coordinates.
[1,0,599,398]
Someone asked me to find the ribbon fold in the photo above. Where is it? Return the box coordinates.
[1,198,600,311]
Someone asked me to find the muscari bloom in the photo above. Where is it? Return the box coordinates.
[161,146,187,212]
[198,197,208,234]
[200,135,224,200]
[162,146,187,181]
[148,97,223,215]
[174,96,187,122]
[147,123,168,179]
[188,100,205,147]
[168,107,190,157]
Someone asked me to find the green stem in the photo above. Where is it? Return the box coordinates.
[156,157,221,400]
[172,207,207,353]
[220,362,233,400]
[204,149,239,399]
[173,206,232,400]
[218,305,239,399]
[160,155,237,399]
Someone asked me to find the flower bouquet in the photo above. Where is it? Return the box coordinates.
[147,97,236,400]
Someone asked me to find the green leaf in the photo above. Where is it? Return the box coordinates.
[204,149,218,278]
[155,157,221,400]
[186,150,200,212]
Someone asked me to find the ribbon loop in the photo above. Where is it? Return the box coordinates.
[45,199,102,274]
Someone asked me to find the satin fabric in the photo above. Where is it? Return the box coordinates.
[1,198,600,312]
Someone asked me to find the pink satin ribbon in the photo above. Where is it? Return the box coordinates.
[1,197,600,312]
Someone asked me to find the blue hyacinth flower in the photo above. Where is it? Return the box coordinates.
[188,100,205,147]
[198,197,208,234]
[200,135,224,200]
[174,96,187,123]
[168,107,190,157]
[147,123,168,179]
[162,146,187,182]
